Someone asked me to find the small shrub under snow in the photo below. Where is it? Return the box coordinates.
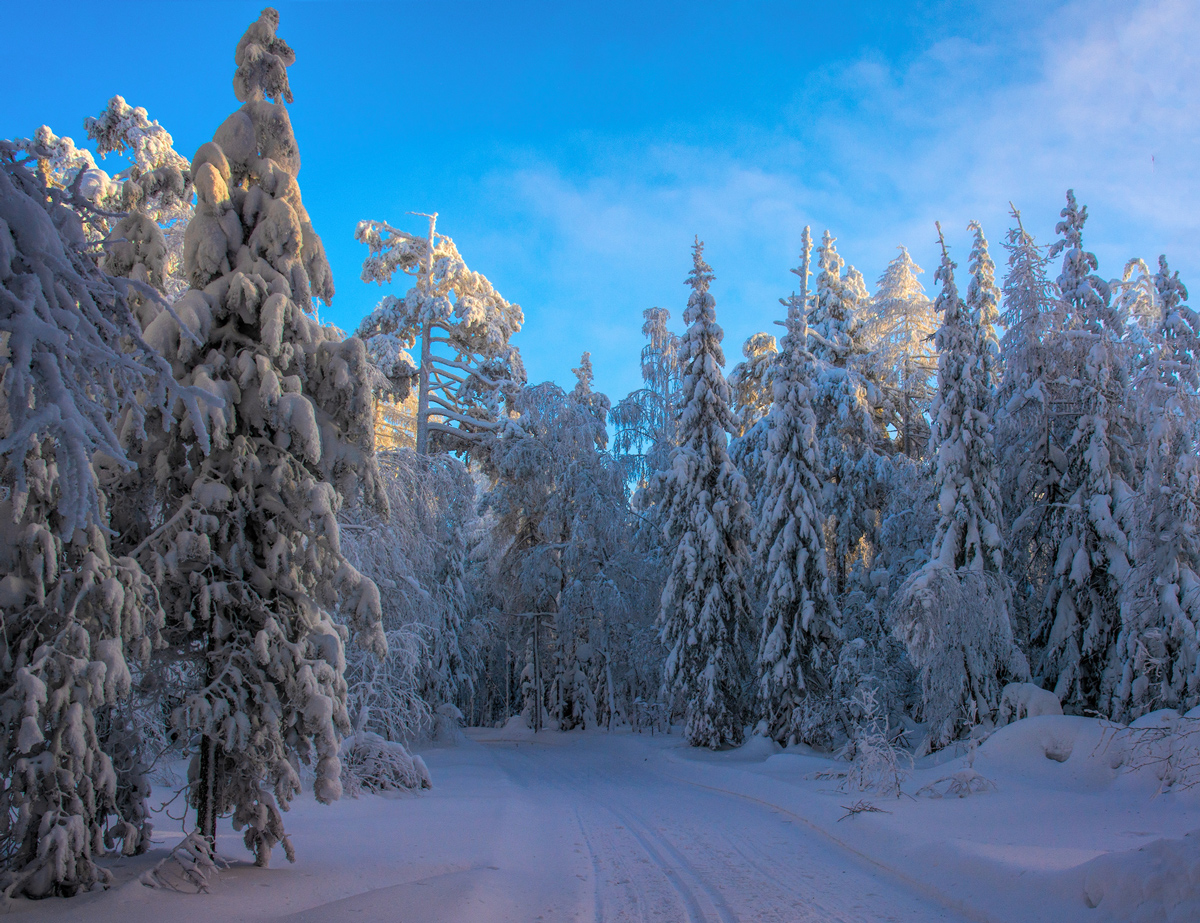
[339,731,432,796]
[837,688,912,797]
[915,766,997,798]
[1109,710,1200,792]
[139,832,223,893]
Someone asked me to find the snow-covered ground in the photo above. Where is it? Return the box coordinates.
[6,718,1197,922]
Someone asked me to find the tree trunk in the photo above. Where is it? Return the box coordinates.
[532,615,543,732]
[196,735,217,845]
[416,321,431,455]
[196,628,219,845]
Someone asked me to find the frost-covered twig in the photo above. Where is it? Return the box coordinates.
[838,800,890,821]
[1108,716,1200,792]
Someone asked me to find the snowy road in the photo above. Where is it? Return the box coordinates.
[17,730,978,923]
[454,731,970,923]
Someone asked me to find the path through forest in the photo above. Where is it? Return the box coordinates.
[15,729,981,923]
[448,730,972,923]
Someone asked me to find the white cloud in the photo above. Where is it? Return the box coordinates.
[471,0,1200,400]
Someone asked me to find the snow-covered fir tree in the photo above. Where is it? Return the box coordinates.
[926,226,1005,573]
[657,240,754,749]
[0,143,186,897]
[808,231,888,595]
[485,362,629,731]
[355,213,525,457]
[729,332,778,438]
[892,225,1026,748]
[1034,191,1134,715]
[728,332,777,535]
[126,8,386,864]
[862,246,936,457]
[1114,257,1200,719]
[966,221,1001,388]
[754,226,841,746]
[994,206,1063,645]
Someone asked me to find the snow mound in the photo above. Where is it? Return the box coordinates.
[969,715,1121,790]
[1081,828,1200,923]
[733,734,783,762]
[431,703,467,745]
[1130,708,1188,730]
[997,682,1063,725]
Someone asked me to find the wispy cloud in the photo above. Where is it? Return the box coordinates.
[470,0,1200,399]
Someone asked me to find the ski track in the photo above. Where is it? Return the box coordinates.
[486,736,966,923]
[602,800,734,923]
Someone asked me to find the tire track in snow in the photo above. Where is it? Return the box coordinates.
[489,742,684,922]
[572,803,651,923]
[497,743,734,923]
[711,820,878,922]
[571,804,607,923]
[480,735,974,922]
[658,769,1002,923]
[550,746,867,922]
[605,782,864,923]
[598,801,736,923]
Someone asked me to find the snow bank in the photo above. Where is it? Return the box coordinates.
[1081,829,1200,923]
[968,714,1122,789]
[657,712,1200,923]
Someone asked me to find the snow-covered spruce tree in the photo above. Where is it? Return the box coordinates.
[0,145,186,897]
[85,96,194,303]
[862,246,936,458]
[485,371,628,731]
[892,226,1026,749]
[729,332,778,439]
[755,226,841,746]
[355,213,524,457]
[953,219,1009,572]
[808,231,888,596]
[132,9,385,865]
[994,206,1064,645]
[1113,257,1200,719]
[729,332,778,529]
[657,240,755,749]
[966,221,1001,389]
[1033,191,1135,715]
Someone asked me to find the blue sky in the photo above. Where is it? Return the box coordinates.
[4,0,1198,403]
